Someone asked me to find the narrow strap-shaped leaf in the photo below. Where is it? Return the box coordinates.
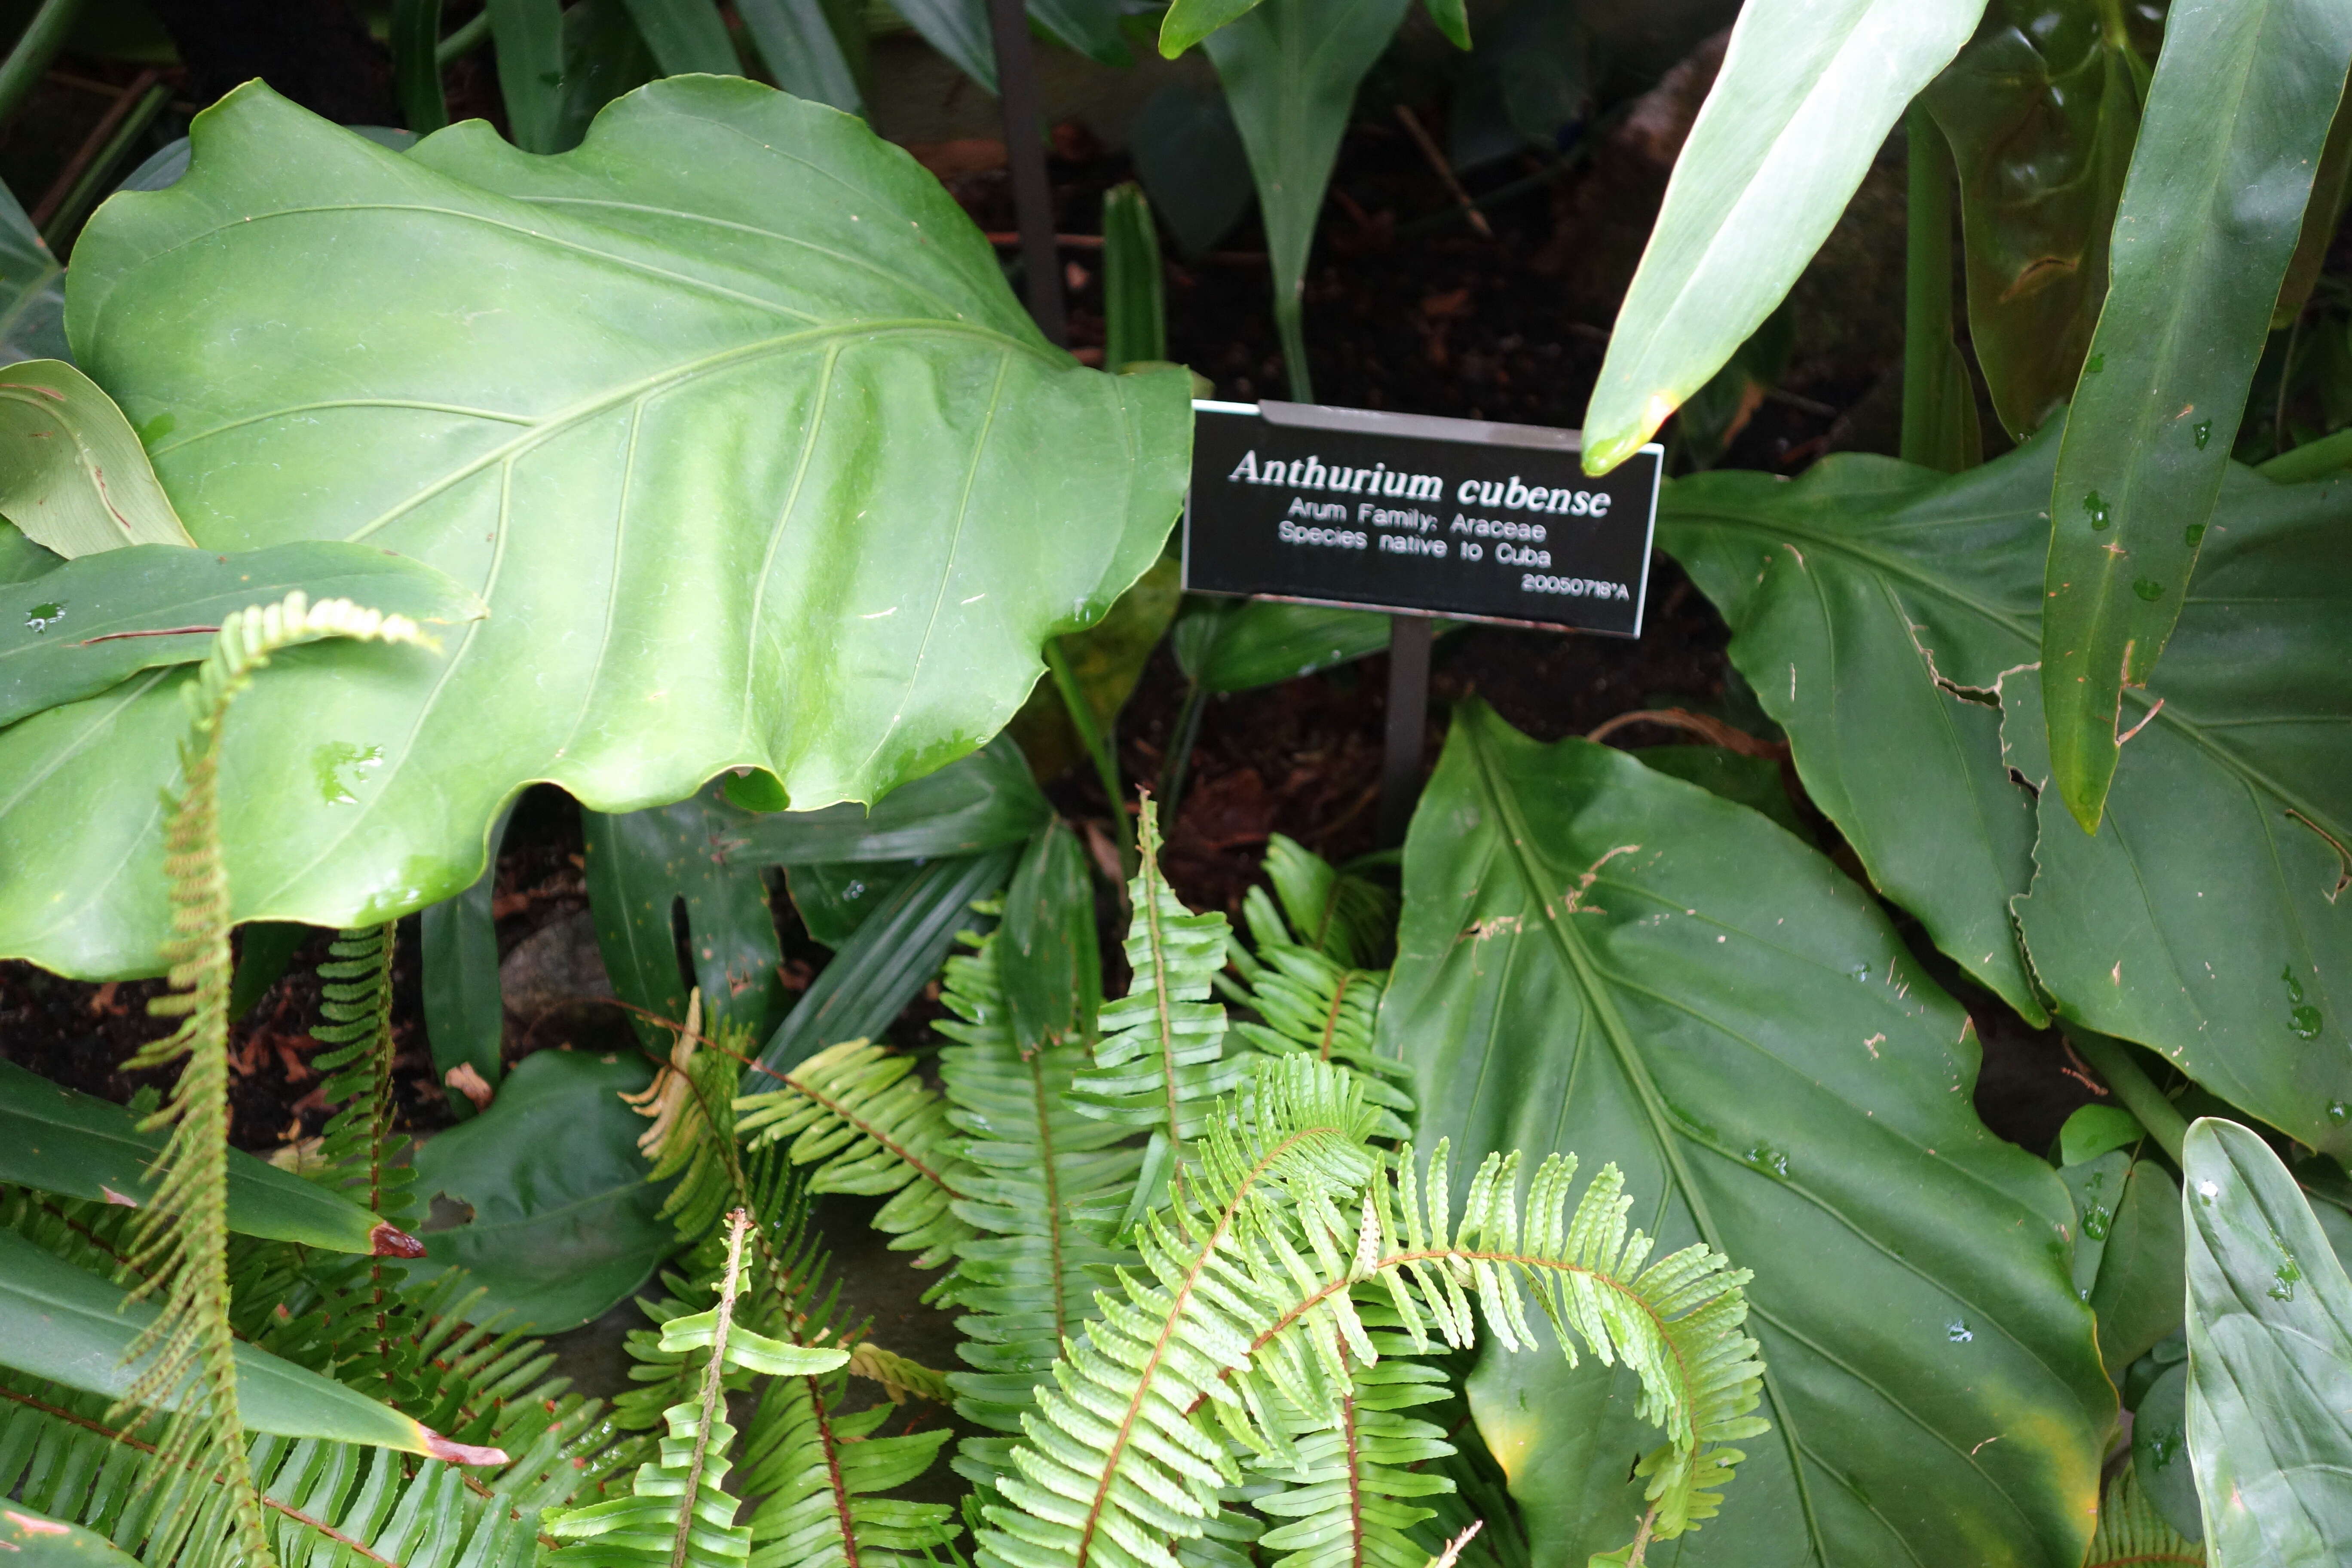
[2042,0,2352,830]
[486,0,567,153]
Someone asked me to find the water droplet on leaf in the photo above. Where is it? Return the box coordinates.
[1946,1320,1974,1343]
[2133,579,2163,602]
[2085,354,2104,374]
[24,600,61,632]
[2184,522,2205,547]
[2081,1204,2112,1241]
[2327,1101,2347,1126]
[2291,1004,2323,1040]
[2283,965,2305,1004]
[2082,491,2110,529]
[311,741,385,806]
[1744,1144,1790,1179]
[2193,420,2212,450]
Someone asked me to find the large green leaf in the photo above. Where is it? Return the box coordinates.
[720,735,1049,852]
[1662,433,2352,1156]
[0,360,191,558]
[0,1231,489,1460]
[0,539,483,728]
[0,1060,415,1256]
[1923,1,2144,439]
[2001,465,2352,1158]
[2041,3,2352,831]
[1381,702,2110,1566]
[1581,0,1987,473]
[1202,0,1413,400]
[2182,1117,2352,1563]
[1658,435,2051,1022]
[412,1047,673,1332]
[0,77,1185,980]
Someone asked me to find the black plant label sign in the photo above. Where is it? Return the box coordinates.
[1182,401,1663,636]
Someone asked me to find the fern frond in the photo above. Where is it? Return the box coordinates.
[737,1366,958,1568]
[312,922,411,1228]
[548,1210,849,1567]
[930,930,1140,1485]
[846,1341,956,1404]
[1227,881,1410,1140]
[976,1057,1765,1568]
[114,593,431,1568]
[1258,835,1396,971]
[1070,799,1253,1232]
[736,1039,976,1270]
[2085,1460,2202,1566]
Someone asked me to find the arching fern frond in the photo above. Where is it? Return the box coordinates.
[546,1210,850,1567]
[2084,1461,2202,1567]
[975,1057,1765,1568]
[312,922,411,1228]
[1258,834,1396,971]
[735,1038,975,1270]
[1070,799,1253,1233]
[1226,878,1410,1140]
[931,930,1139,1487]
[115,593,432,1568]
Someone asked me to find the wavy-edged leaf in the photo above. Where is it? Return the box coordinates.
[931,928,1140,1482]
[0,1059,416,1255]
[2041,0,2352,831]
[0,539,481,729]
[414,1048,675,1332]
[1381,701,2111,1567]
[1581,0,1986,472]
[0,359,190,557]
[6,76,1186,979]
[2182,1117,2352,1565]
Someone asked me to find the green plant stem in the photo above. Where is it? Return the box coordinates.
[38,80,165,248]
[1044,635,1133,876]
[2068,1030,2189,1164]
[2258,423,2352,482]
[0,0,89,132]
[1155,678,1210,825]
[1276,295,1312,401]
[437,6,494,63]
[1900,101,1953,468]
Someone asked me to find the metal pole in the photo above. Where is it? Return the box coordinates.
[1378,615,1433,847]
[985,0,1066,346]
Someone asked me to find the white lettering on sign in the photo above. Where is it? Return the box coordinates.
[1358,504,1439,531]
[1287,496,1348,521]
[1225,449,1443,501]
[1447,513,1547,543]
[1496,541,1550,567]
[1378,533,1448,557]
[1521,573,1630,599]
[1278,521,1368,548]
[1452,476,1612,516]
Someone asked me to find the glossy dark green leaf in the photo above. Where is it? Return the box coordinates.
[0,539,484,728]
[2274,84,2352,330]
[487,0,568,153]
[618,0,738,73]
[2062,1147,2132,1302]
[0,1502,139,1566]
[889,0,995,92]
[1007,557,1180,781]
[0,178,67,363]
[0,360,189,558]
[1901,104,1983,474]
[420,804,514,1115]
[1102,184,1165,370]
[1633,745,1812,845]
[556,0,658,147]
[2091,1156,2186,1378]
[2042,4,2352,832]
[2183,1116,2352,1563]
[413,1047,672,1332]
[1421,0,1467,50]
[1160,0,1262,56]
[1028,0,1131,66]
[1,80,1185,980]
[226,919,309,1020]
[750,847,1014,1081]
[785,859,916,946]
[1923,2,2143,438]
[1128,82,1253,258]
[1582,0,1987,473]
[2000,466,2352,1156]
[1658,436,2050,1023]
[1383,701,2111,1567]
[1202,0,1414,398]
[391,0,449,133]
[1000,821,1100,1050]
[0,1231,465,1456]
[585,779,787,1046]
[2060,1103,2144,1166]
[737,0,865,114]
[2134,1360,2204,1542]
[0,1059,412,1256]
[723,738,1051,859]
[1175,598,1391,693]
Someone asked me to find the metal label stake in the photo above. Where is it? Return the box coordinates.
[1378,614,1433,848]
[984,0,1066,347]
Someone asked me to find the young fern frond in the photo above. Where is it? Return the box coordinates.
[736,1038,975,1270]
[1226,879,1411,1139]
[975,1057,1765,1568]
[1071,799,1253,1232]
[2083,1461,2202,1567]
[113,593,430,1568]
[313,922,411,1228]
[930,931,1140,1486]
[547,1210,851,1567]
[1257,834,1396,971]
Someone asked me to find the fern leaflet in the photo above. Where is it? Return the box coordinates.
[1225,878,1410,1139]
[2084,1461,2202,1566]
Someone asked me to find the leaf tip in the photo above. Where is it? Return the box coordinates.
[421,1430,509,1466]
[369,1220,428,1259]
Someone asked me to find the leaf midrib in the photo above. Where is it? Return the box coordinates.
[1459,716,1830,1564]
